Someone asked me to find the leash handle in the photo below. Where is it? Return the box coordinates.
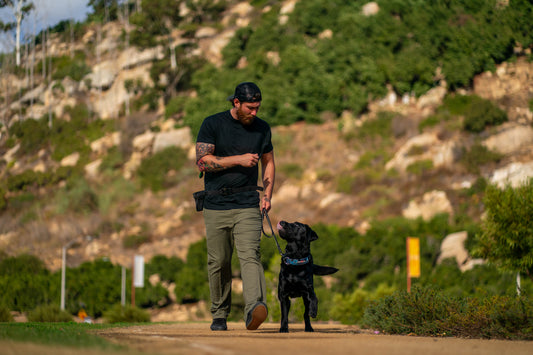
[261,209,284,256]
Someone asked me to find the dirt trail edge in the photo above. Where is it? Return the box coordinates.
[93,322,531,355]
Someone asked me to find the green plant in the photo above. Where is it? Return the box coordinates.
[0,304,14,322]
[136,146,188,192]
[460,143,502,174]
[102,304,150,323]
[462,96,508,133]
[474,180,533,276]
[27,304,73,322]
[331,284,395,324]
[279,163,304,180]
[146,255,185,283]
[406,159,433,175]
[362,287,533,339]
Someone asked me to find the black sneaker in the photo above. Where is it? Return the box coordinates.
[210,318,227,331]
[245,302,267,330]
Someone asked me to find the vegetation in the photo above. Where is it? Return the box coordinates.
[362,287,533,340]
[474,179,533,278]
[0,322,125,350]
[1,0,533,342]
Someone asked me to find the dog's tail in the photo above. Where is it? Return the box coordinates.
[313,265,339,276]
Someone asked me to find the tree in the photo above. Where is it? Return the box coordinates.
[0,0,34,66]
[475,180,533,282]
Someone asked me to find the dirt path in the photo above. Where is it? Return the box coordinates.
[1,322,531,355]
[93,322,532,355]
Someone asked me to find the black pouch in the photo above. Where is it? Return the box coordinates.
[193,191,206,212]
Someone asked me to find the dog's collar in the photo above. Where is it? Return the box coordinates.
[283,255,310,266]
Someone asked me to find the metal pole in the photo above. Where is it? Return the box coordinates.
[121,266,126,306]
[60,246,67,310]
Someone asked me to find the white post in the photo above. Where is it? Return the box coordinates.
[60,246,67,310]
[121,266,126,306]
[517,272,521,296]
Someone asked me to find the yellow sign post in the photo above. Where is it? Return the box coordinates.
[406,237,420,292]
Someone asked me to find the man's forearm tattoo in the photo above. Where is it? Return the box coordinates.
[196,143,225,172]
[197,157,224,172]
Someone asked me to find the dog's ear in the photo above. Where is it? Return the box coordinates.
[306,225,319,242]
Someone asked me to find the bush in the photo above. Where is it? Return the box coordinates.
[27,304,73,322]
[462,96,508,133]
[331,284,395,325]
[136,146,188,192]
[146,255,185,283]
[0,304,14,322]
[460,143,502,174]
[362,287,533,339]
[51,53,91,81]
[103,304,150,323]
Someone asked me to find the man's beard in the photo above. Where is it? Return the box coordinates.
[236,108,255,125]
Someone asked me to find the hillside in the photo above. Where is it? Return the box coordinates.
[1,0,533,275]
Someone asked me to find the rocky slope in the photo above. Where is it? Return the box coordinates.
[1,1,533,273]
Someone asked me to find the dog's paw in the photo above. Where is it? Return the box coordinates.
[279,327,289,333]
[305,326,314,332]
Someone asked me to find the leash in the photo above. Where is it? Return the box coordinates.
[261,209,284,257]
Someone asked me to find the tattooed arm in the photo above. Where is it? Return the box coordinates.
[196,142,260,173]
[260,150,275,212]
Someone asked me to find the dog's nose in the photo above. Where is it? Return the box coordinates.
[277,221,283,231]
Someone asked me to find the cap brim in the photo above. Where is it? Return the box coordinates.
[227,95,236,102]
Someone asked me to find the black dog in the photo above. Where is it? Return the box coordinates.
[276,221,338,333]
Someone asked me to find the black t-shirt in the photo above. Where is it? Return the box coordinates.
[196,110,273,210]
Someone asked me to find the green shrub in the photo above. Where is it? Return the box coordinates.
[174,239,209,303]
[460,143,502,174]
[406,159,433,174]
[475,180,533,276]
[0,186,6,210]
[146,255,185,283]
[123,233,150,249]
[136,146,188,192]
[462,96,508,133]
[27,304,73,322]
[51,53,91,81]
[0,304,14,322]
[54,176,99,214]
[362,287,533,339]
[279,163,304,180]
[103,304,150,323]
[331,284,395,325]
[165,96,188,119]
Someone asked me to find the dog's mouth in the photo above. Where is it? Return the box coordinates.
[277,221,284,232]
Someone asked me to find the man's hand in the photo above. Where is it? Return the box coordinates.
[238,153,259,167]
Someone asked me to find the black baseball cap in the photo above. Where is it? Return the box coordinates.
[227,82,262,103]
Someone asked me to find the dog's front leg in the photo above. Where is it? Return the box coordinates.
[302,295,314,332]
[279,295,291,333]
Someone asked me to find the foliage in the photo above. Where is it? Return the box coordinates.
[0,323,124,350]
[0,254,57,312]
[331,283,396,325]
[136,146,188,192]
[27,304,73,322]
[145,254,185,283]
[102,304,150,323]
[459,143,502,174]
[50,52,91,81]
[53,176,99,214]
[462,97,508,133]
[0,304,14,322]
[362,286,533,339]
[129,0,182,48]
[474,180,533,277]
[174,239,209,303]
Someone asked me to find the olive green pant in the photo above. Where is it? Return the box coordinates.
[203,208,267,321]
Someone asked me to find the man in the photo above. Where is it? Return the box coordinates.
[195,82,275,331]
